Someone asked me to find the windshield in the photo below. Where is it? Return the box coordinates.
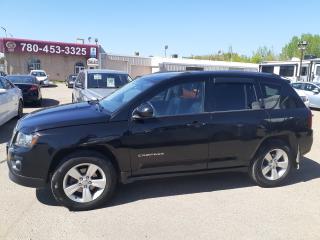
[6,76,36,84]
[99,76,158,112]
[87,73,130,89]
[31,71,46,77]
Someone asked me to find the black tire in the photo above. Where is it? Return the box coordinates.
[249,140,293,188]
[35,98,42,107]
[51,151,117,211]
[16,100,23,119]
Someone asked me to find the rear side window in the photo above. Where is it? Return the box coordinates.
[210,80,260,112]
[291,83,303,90]
[260,81,304,109]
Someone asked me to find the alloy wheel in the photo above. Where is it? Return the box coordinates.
[63,163,107,203]
[261,149,289,181]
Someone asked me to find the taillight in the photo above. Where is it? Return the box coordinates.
[29,85,38,91]
[307,110,313,129]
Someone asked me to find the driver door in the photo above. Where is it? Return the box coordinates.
[126,76,211,176]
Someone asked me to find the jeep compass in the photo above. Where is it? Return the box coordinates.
[7,71,313,210]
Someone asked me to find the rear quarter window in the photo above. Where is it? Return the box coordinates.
[260,80,304,109]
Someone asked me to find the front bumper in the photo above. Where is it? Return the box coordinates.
[7,144,47,188]
[8,167,46,188]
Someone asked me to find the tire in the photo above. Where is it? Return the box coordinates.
[249,140,293,188]
[35,98,42,107]
[16,100,23,119]
[51,151,117,211]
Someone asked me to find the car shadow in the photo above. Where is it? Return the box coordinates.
[35,156,320,210]
[24,98,60,108]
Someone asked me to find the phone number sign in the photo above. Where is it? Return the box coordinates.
[2,38,98,58]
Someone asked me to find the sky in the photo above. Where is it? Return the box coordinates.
[0,0,319,57]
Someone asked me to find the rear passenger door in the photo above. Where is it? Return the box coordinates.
[207,76,269,169]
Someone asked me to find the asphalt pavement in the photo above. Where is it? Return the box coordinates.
[0,83,320,240]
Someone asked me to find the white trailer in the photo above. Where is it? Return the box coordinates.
[259,58,320,82]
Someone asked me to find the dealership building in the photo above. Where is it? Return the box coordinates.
[0,38,99,80]
[0,37,258,80]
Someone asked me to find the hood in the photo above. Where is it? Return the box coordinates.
[85,88,117,100]
[16,102,110,134]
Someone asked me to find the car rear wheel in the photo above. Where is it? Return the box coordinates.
[51,151,117,211]
[249,141,293,187]
[16,100,23,119]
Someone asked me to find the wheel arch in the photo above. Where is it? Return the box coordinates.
[251,133,298,167]
[47,145,121,183]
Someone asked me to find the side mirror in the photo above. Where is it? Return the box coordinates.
[0,88,7,94]
[75,82,83,89]
[313,88,319,94]
[132,103,154,120]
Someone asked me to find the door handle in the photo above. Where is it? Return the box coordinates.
[186,121,206,128]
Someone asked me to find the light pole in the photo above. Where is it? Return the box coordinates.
[164,45,168,58]
[0,26,7,37]
[298,40,308,81]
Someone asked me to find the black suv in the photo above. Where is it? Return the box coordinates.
[7,71,313,210]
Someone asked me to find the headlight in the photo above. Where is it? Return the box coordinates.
[15,132,39,148]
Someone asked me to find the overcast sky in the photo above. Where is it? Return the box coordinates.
[0,0,318,57]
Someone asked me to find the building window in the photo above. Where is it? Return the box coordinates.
[27,58,41,72]
[279,65,295,77]
[74,62,85,74]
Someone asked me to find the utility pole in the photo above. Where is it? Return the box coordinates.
[0,26,7,37]
[298,40,308,81]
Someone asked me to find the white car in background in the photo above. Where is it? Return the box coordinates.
[291,82,320,108]
[30,70,50,86]
[0,77,23,126]
[294,88,310,107]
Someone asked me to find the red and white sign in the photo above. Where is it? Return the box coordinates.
[0,38,98,58]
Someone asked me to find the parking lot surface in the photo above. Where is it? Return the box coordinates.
[0,83,320,240]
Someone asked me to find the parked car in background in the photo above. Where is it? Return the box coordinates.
[0,71,6,76]
[30,70,49,86]
[294,88,310,107]
[72,69,132,103]
[0,76,23,126]
[6,75,42,106]
[7,71,313,210]
[66,74,77,88]
[291,82,320,108]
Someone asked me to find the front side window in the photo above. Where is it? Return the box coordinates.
[87,73,129,89]
[304,84,317,92]
[210,81,260,112]
[1,78,13,89]
[279,65,295,77]
[147,81,205,117]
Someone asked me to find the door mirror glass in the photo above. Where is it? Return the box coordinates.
[75,81,83,89]
[132,102,154,120]
[313,88,319,94]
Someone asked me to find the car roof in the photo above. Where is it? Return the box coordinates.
[7,74,36,78]
[140,70,284,83]
[84,69,128,74]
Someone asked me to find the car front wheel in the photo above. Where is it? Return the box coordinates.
[51,151,117,211]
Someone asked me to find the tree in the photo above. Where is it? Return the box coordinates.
[250,46,278,63]
[281,34,320,60]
